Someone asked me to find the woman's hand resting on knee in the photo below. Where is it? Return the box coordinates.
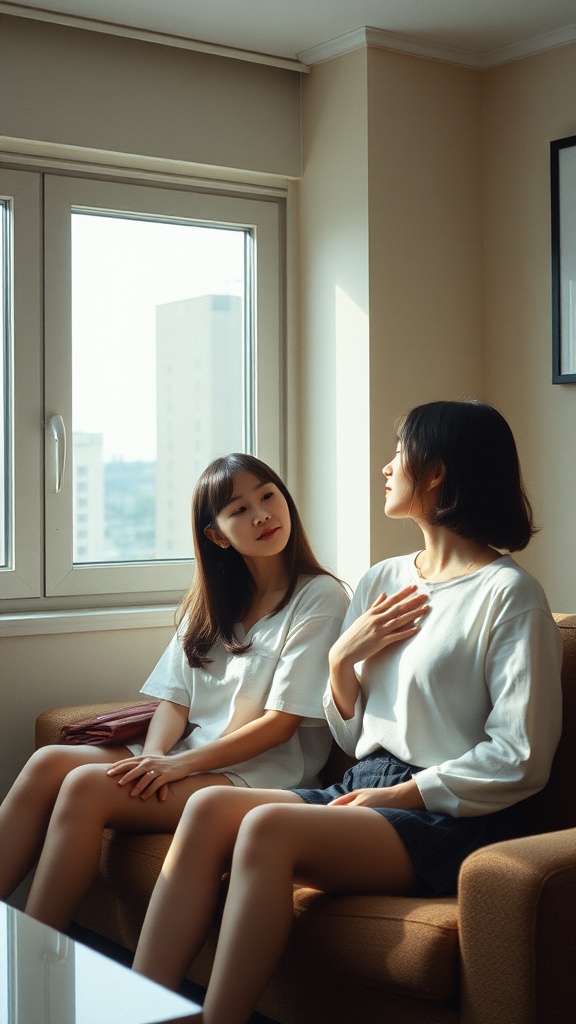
[107,753,191,800]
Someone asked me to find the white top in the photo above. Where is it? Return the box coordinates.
[132,574,350,789]
[323,553,562,816]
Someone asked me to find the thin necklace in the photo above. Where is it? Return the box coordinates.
[415,551,477,582]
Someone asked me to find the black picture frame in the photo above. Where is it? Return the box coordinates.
[551,134,576,383]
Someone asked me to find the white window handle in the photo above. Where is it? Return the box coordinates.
[48,414,67,493]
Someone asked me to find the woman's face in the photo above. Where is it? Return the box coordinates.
[382,444,442,522]
[382,445,417,519]
[206,469,291,560]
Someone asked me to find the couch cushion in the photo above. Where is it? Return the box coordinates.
[83,830,459,1004]
[100,829,172,902]
[292,888,459,1002]
[73,829,174,950]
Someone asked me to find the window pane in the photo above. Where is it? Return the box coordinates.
[71,213,248,565]
[0,200,9,570]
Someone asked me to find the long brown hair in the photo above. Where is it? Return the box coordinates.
[177,453,339,667]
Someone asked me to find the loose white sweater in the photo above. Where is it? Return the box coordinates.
[324,554,562,816]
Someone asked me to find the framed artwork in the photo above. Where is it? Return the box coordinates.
[551,134,576,383]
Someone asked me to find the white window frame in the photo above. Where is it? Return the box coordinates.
[1,170,285,611]
[0,169,42,600]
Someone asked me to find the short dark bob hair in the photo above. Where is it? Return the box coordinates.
[397,400,535,551]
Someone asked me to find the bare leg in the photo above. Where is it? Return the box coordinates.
[132,787,303,989]
[0,744,131,899]
[25,763,233,932]
[203,802,417,1024]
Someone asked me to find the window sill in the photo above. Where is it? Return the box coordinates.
[0,606,177,638]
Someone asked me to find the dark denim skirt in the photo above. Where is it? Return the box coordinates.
[290,747,526,896]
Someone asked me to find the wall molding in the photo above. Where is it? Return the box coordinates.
[4,3,576,74]
[298,23,576,70]
[0,1,310,72]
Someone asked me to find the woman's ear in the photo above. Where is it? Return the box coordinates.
[204,525,231,549]
[426,461,446,492]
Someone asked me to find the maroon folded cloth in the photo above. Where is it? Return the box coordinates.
[59,702,159,745]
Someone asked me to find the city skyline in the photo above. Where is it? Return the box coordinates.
[71,210,245,462]
[72,293,244,565]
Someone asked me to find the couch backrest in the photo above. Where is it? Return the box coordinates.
[525,613,576,832]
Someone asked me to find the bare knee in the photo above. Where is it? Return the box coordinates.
[16,746,79,793]
[178,785,246,837]
[170,787,251,868]
[234,805,295,869]
[54,762,113,818]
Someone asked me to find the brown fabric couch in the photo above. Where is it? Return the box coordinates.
[35,613,576,1024]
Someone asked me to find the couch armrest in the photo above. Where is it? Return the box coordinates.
[459,827,576,1024]
[35,699,145,748]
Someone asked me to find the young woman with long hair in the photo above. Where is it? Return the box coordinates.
[132,401,562,1024]
[0,453,349,931]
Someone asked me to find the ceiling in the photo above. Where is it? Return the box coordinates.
[4,0,576,69]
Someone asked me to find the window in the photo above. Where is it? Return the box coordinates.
[1,199,7,570]
[1,171,284,611]
[70,213,245,566]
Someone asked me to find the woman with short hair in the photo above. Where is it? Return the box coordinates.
[133,400,562,1024]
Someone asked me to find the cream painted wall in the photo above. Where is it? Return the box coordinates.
[299,49,485,585]
[482,43,576,611]
[366,49,485,566]
[0,625,173,800]
[0,14,301,177]
[298,49,371,588]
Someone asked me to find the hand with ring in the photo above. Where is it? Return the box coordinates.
[107,753,189,801]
